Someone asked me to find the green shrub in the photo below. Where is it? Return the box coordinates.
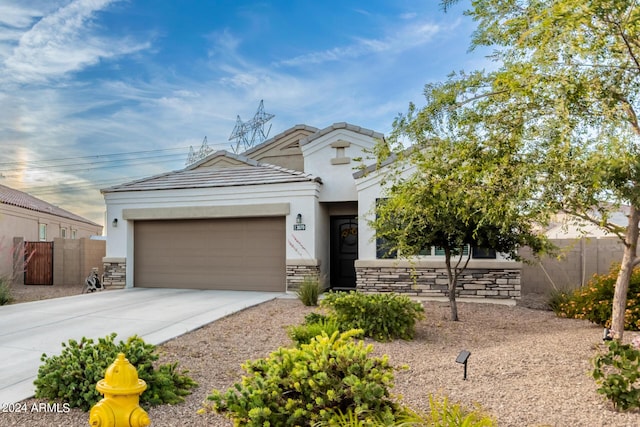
[553,264,640,330]
[297,275,323,306]
[205,329,403,426]
[321,292,425,342]
[34,333,197,411]
[304,311,330,324]
[592,339,640,411]
[311,395,497,426]
[0,277,12,305]
[395,394,497,426]
[288,315,351,347]
[547,289,571,313]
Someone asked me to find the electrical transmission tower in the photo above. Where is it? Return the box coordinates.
[229,100,275,153]
[185,136,214,165]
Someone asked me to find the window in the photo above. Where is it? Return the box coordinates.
[71,229,77,239]
[419,245,470,256]
[39,224,47,241]
[61,228,67,238]
[472,247,497,259]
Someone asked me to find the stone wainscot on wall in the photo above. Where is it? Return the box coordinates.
[286,259,322,291]
[355,259,522,300]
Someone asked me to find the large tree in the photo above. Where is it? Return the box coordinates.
[372,133,551,321]
[427,0,640,338]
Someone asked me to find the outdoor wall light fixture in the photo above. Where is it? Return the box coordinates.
[603,328,613,341]
[112,218,118,228]
[456,350,471,380]
[296,213,302,224]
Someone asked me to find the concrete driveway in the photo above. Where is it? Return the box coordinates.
[0,288,282,405]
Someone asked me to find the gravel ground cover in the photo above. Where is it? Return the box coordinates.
[2,284,640,426]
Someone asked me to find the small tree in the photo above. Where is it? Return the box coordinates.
[436,0,640,338]
[372,135,551,321]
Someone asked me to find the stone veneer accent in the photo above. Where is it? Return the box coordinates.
[355,259,522,299]
[102,257,126,289]
[286,259,321,291]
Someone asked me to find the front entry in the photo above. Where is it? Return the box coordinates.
[330,216,358,290]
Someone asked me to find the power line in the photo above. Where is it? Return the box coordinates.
[0,152,184,172]
[0,155,184,177]
[25,176,150,196]
[0,146,191,168]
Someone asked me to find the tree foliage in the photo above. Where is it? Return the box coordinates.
[372,120,551,320]
[394,0,640,336]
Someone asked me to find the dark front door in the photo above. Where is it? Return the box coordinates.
[330,216,358,289]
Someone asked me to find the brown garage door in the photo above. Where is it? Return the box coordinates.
[134,217,285,291]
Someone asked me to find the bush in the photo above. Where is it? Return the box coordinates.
[297,275,323,306]
[34,333,197,411]
[552,264,640,330]
[205,329,403,426]
[0,277,12,305]
[287,315,351,347]
[592,339,640,411]
[311,395,496,426]
[547,289,571,313]
[321,292,425,342]
[396,394,497,426]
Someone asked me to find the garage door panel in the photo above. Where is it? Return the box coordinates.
[134,217,285,291]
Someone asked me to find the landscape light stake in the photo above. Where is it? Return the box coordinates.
[456,350,471,380]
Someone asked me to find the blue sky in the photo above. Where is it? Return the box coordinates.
[0,0,489,227]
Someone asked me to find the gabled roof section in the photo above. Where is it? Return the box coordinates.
[186,150,259,170]
[242,124,319,157]
[241,124,318,171]
[0,184,100,226]
[101,162,321,193]
[300,122,384,146]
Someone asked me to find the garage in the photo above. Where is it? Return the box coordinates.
[133,217,286,291]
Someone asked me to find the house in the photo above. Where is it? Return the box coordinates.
[101,123,521,299]
[0,184,103,280]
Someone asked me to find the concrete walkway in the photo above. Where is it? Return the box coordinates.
[0,288,282,405]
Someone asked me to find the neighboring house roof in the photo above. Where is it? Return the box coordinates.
[0,184,100,226]
[101,151,321,193]
[300,122,384,146]
[545,208,629,238]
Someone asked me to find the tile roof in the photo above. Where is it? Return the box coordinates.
[101,160,321,193]
[300,122,384,146]
[0,184,100,226]
[242,124,319,157]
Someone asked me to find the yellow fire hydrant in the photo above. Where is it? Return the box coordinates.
[88,353,151,427]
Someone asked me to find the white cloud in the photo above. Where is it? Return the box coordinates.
[276,20,441,68]
[1,0,150,84]
[0,3,45,28]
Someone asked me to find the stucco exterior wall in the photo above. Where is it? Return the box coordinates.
[103,181,322,288]
[354,157,520,300]
[301,128,378,203]
[0,203,102,280]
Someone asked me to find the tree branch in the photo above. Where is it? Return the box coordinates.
[561,209,627,241]
[614,20,640,72]
[455,90,510,108]
[619,97,640,136]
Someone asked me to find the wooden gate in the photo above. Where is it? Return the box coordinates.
[25,241,53,285]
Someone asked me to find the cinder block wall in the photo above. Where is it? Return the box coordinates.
[520,237,625,295]
[53,238,105,286]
